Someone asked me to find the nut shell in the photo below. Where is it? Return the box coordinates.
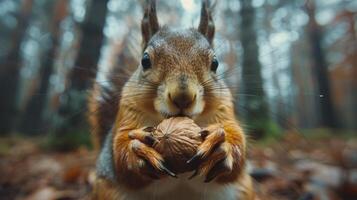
[152,117,202,173]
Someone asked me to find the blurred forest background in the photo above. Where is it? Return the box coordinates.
[0,0,356,199]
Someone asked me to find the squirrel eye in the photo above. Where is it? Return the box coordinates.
[141,53,151,70]
[211,57,219,72]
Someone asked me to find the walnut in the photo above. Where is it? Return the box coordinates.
[152,117,202,173]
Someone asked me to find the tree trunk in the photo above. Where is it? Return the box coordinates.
[238,0,271,138]
[19,0,68,134]
[0,0,34,134]
[56,0,109,134]
[305,0,338,128]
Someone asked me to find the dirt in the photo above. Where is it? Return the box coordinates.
[0,133,356,200]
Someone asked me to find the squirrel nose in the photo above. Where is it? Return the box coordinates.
[169,92,196,110]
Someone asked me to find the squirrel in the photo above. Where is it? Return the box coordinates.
[88,0,256,199]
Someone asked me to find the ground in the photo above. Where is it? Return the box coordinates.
[0,131,356,200]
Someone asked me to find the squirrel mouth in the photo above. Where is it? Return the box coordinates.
[175,112,187,117]
[161,111,193,119]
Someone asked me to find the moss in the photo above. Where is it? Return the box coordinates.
[0,140,12,156]
[251,128,357,148]
[300,128,357,140]
[42,129,92,151]
[244,119,282,140]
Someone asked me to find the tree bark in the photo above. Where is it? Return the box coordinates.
[305,0,338,128]
[238,0,271,138]
[19,0,68,134]
[56,0,109,134]
[0,0,34,134]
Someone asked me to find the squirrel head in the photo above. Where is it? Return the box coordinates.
[127,0,225,119]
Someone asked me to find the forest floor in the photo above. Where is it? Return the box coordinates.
[0,131,356,200]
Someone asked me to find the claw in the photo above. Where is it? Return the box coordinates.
[142,160,161,180]
[200,130,210,139]
[129,128,158,146]
[188,169,199,179]
[131,139,175,178]
[143,126,156,132]
[186,153,203,168]
[204,158,230,183]
[159,163,177,178]
[144,135,158,146]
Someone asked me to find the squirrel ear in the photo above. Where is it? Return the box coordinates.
[141,0,159,49]
[198,0,215,45]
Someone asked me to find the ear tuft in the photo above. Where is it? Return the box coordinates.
[141,0,159,49]
[198,0,215,45]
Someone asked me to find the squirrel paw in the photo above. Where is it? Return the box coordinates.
[187,124,242,182]
[126,127,177,179]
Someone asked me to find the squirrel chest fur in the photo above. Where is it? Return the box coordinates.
[88,0,255,199]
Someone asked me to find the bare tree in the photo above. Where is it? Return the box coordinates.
[239,0,271,138]
[56,0,109,134]
[19,0,68,134]
[0,0,34,134]
[305,0,338,128]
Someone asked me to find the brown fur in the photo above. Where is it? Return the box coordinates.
[89,0,255,199]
